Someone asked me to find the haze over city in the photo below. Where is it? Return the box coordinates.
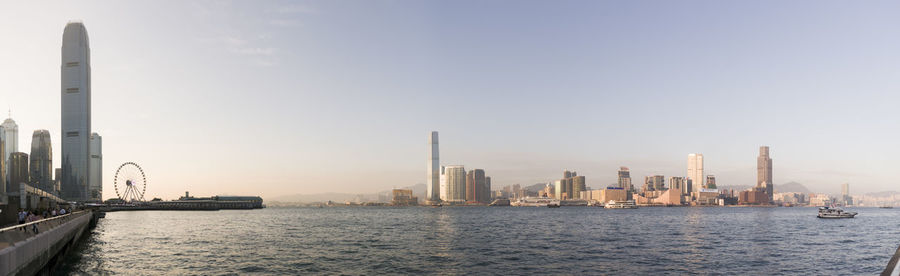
[1,0,898,201]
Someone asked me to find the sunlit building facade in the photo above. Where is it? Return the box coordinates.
[30,130,53,193]
[757,146,773,203]
[687,153,704,196]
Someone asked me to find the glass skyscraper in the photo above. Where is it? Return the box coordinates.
[61,21,92,202]
[29,130,53,193]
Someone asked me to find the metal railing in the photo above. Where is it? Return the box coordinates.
[0,210,89,250]
[884,244,900,276]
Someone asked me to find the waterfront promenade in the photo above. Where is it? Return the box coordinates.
[0,210,95,275]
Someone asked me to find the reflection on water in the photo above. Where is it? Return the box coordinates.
[57,207,899,274]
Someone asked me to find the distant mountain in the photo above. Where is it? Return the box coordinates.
[523,183,549,192]
[270,183,427,203]
[865,190,900,197]
[775,182,811,194]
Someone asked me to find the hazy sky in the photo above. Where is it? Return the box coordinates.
[0,1,898,200]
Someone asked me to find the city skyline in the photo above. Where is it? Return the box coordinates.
[1,1,899,200]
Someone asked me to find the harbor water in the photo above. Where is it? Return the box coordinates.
[58,207,900,275]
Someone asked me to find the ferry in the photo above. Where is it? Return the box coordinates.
[512,197,560,207]
[817,206,857,219]
[605,200,638,209]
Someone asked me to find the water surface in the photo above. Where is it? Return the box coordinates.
[58,207,900,275]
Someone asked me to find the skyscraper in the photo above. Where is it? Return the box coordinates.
[1,117,18,163]
[90,133,102,201]
[61,21,92,202]
[841,183,852,206]
[617,167,632,191]
[472,169,486,203]
[669,176,686,195]
[757,146,773,202]
[442,165,466,202]
[643,175,665,192]
[29,130,53,193]
[466,170,475,202]
[572,175,586,199]
[687,153,704,195]
[426,131,439,202]
[484,176,492,203]
[8,152,28,193]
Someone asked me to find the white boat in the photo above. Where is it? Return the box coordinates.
[817,206,857,219]
[605,200,637,209]
[512,197,560,207]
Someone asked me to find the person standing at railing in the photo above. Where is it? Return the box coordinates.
[17,209,26,224]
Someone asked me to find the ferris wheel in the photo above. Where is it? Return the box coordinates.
[114,162,147,202]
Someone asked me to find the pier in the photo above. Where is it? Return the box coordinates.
[0,210,97,275]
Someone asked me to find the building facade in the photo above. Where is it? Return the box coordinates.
[8,152,28,193]
[757,146,773,203]
[442,165,466,202]
[687,153,704,196]
[1,117,18,165]
[61,21,93,202]
[617,167,633,191]
[706,175,716,189]
[426,131,439,202]
[90,133,102,201]
[29,130,53,193]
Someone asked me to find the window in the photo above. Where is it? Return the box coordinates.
[66,62,79,67]
[66,132,79,137]
[66,88,79,93]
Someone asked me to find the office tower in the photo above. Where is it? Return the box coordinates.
[484,176,492,202]
[617,167,633,191]
[443,165,466,202]
[643,175,665,192]
[54,168,62,195]
[8,152,28,193]
[669,176,686,195]
[466,170,475,202]
[29,130,53,193]
[564,170,573,179]
[572,176,586,199]
[1,117,18,163]
[687,153,704,194]
[757,146,773,202]
[90,133,102,201]
[841,183,852,206]
[0,141,5,204]
[426,131,439,202]
[706,175,716,189]
[554,180,564,199]
[471,169,486,203]
[61,21,92,202]
[439,166,448,200]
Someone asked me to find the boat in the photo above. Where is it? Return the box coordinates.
[547,203,560,208]
[817,206,857,218]
[512,197,560,207]
[880,206,894,209]
[489,198,511,206]
[605,200,637,209]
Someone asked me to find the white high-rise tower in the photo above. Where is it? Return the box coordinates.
[687,153,704,195]
[1,116,19,163]
[426,131,440,202]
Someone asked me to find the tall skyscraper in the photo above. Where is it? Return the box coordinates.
[442,165,466,202]
[8,152,29,193]
[617,167,632,191]
[1,117,18,163]
[572,175,586,199]
[61,21,92,202]
[841,183,852,206]
[484,176,492,203]
[0,140,5,204]
[472,169,486,203]
[426,131,439,202]
[757,146,773,202]
[90,133,102,201]
[466,170,475,202]
[30,130,53,193]
[687,153,704,195]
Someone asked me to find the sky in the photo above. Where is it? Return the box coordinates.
[0,1,898,200]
